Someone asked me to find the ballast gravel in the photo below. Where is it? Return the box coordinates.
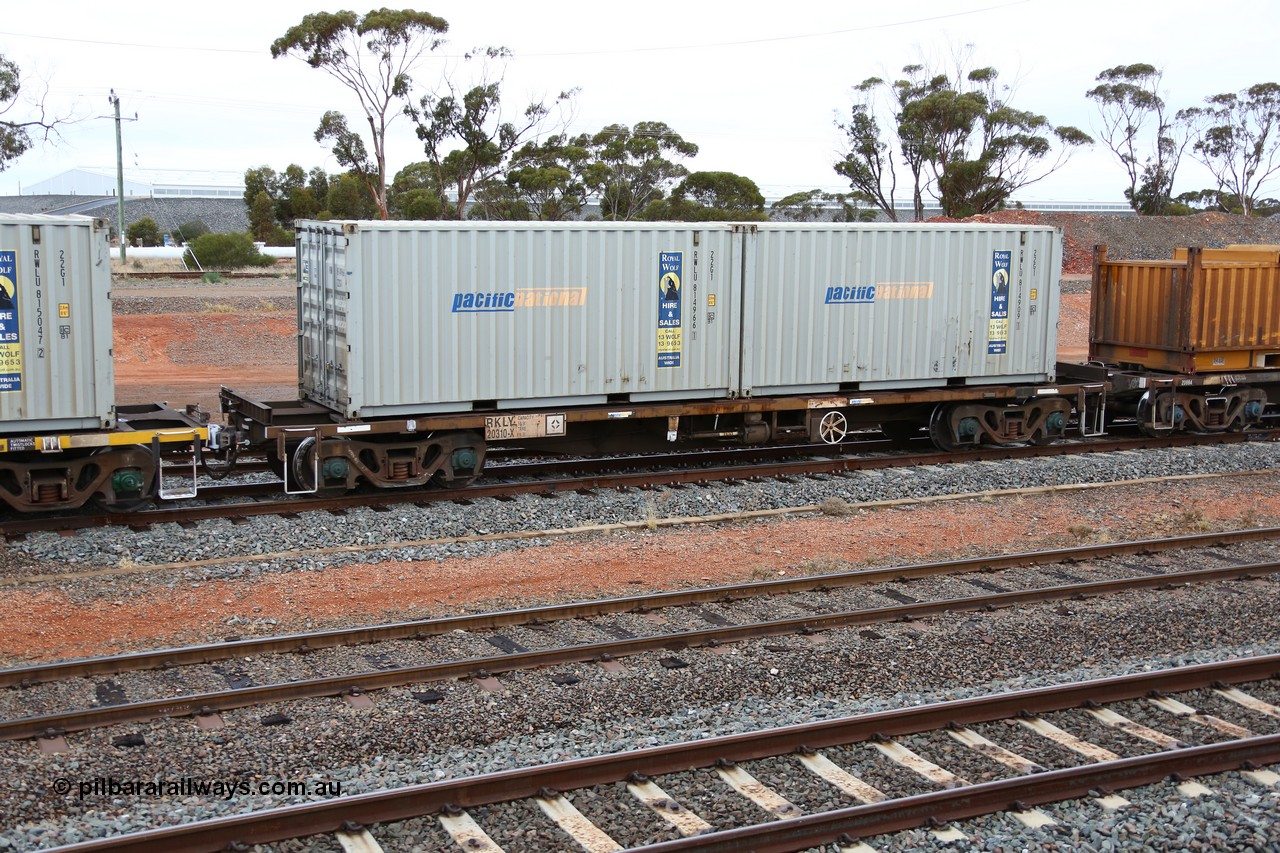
[7,442,1280,588]
[3,443,1280,849]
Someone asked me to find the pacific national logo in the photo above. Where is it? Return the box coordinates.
[824,281,934,304]
[452,287,588,313]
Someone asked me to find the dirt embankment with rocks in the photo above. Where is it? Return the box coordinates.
[937,210,1280,274]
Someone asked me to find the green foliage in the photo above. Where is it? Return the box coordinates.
[1086,63,1190,215]
[272,9,450,218]
[770,189,879,222]
[173,220,210,242]
[182,233,276,270]
[248,191,277,242]
[643,171,767,221]
[267,225,294,247]
[0,55,34,170]
[325,172,380,220]
[1175,188,1280,216]
[503,135,590,220]
[125,217,162,247]
[578,122,698,221]
[837,55,1091,220]
[468,180,532,221]
[244,164,329,227]
[388,161,443,219]
[1181,82,1280,215]
[200,271,223,284]
[406,52,577,219]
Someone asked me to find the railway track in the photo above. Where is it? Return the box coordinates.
[4,528,1277,745]
[1,429,1271,538]
[35,655,1280,852]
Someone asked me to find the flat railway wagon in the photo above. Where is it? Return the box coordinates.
[0,215,211,513]
[222,221,1098,494]
[1060,245,1280,434]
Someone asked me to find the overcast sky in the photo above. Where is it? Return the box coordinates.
[0,0,1275,205]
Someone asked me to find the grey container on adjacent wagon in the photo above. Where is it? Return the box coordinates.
[0,215,114,434]
[739,223,1063,395]
[296,220,742,418]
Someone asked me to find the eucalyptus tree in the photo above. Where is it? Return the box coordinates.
[837,57,1090,220]
[1086,63,1191,214]
[578,122,699,221]
[271,9,449,219]
[1181,83,1280,215]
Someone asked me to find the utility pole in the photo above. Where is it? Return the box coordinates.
[109,89,126,264]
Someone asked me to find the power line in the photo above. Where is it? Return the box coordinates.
[0,1,1032,59]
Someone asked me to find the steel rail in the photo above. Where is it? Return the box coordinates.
[2,527,1277,689]
[5,558,1279,742]
[37,656,1280,853]
[629,736,1280,852]
[1,430,1267,537]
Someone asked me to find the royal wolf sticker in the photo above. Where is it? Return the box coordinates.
[657,252,682,368]
[988,251,1011,355]
[0,251,20,392]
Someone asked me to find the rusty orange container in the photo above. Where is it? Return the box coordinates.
[1089,245,1280,373]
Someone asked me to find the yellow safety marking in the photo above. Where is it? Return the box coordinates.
[871,739,968,788]
[1149,696,1253,738]
[715,764,803,819]
[536,793,622,853]
[335,828,385,853]
[1010,809,1058,829]
[946,727,1045,774]
[437,812,504,852]
[626,780,713,836]
[797,752,887,803]
[1176,780,1215,798]
[1083,707,1180,748]
[1215,687,1280,719]
[1242,768,1280,787]
[33,428,208,452]
[1018,717,1120,762]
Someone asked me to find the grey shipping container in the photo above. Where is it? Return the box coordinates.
[295,220,1062,420]
[0,215,114,434]
[296,221,742,418]
[741,223,1062,395]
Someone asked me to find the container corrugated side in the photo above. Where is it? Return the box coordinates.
[1091,247,1280,372]
[297,221,742,418]
[0,215,113,434]
[740,224,1061,395]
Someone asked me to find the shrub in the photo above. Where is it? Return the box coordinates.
[267,225,294,247]
[174,220,210,242]
[182,233,275,270]
[126,217,162,247]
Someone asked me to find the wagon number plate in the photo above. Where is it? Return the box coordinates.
[484,413,566,441]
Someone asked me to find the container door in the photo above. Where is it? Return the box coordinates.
[297,224,350,414]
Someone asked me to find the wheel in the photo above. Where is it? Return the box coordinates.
[816,410,849,445]
[927,404,959,452]
[89,448,158,513]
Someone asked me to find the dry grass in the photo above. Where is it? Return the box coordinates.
[114,257,189,275]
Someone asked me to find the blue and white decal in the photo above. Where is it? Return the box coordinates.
[657,252,682,368]
[988,251,1011,355]
[0,251,20,392]
[452,292,517,313]
[824,285,876,304]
